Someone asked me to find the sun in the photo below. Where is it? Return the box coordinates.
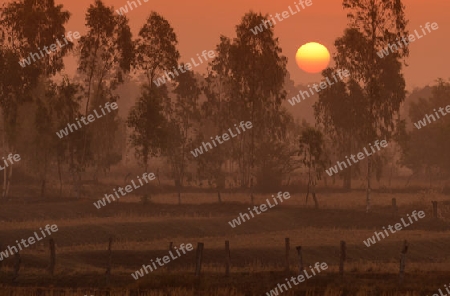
[295,42,330,73]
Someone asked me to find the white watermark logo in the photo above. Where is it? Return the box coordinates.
[191,121,252,158]
[228,191,290,228]
[131,243,193,280]
[250,0,313,35]
[325,140,388,177]
[56,102,118,139]
[377,22,439,58]
[0,225,59,261]
[288,70,350,106]
[363,210,425,247]
[93,172,155,209]
[18,31,80,68]
[115,0,149,16]
[153,50,216,87]
[414,104,450,129]
[265,262,328,295]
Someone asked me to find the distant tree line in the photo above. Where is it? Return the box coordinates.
[0,0,448,207]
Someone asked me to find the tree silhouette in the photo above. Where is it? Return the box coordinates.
[299,127,328,209]
[318,0,409,212]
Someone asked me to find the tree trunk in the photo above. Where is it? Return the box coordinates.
[344,135,352,190]
[305,180,310,205]
[40,179,46,198]
[1,129,6,199]
[2,164,6,199]
[40,150,48,198]
[57,157,63,197]
[343,167,352,191]
[5,164,13,199]
[312,180,319,209]
[366,157,372,213]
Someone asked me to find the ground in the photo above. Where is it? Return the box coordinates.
[0,188,449,295]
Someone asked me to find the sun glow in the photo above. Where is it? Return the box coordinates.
[295,42,330,73]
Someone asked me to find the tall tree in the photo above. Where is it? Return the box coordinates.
[298,126,328,209]
[127,84,167,202]
[127,11,179,201]
[0,0,71,198]
[211,12,288,191]
[317,0,409,212]
[315,69,364,190]
[87,86,122,181]
[164,66,201,204]
[400,79,450,186]
[76,0,133,193]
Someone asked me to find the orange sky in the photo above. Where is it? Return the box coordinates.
[51,0,450,90]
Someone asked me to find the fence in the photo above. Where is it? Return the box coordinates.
[0,200,442,290]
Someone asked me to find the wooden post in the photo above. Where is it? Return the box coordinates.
[168,242,174,272]
[285,238,290,272]
[195,242,204,276]
[432,201,438,218]
[399,240,408,283]
[13,252,21,282]
[250,178,254,206]
[339,241,346,276]
[295,246,303,273]
[225,240,231,276]
[392,198,398,216]
[106,237,113,284]
[49,238,56,276]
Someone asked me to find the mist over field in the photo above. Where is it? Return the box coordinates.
[0,0,449,295]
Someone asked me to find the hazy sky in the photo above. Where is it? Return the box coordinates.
[54,0,450,90]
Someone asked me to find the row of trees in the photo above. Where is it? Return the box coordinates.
[0,0,297,201]
[0,0,446,210]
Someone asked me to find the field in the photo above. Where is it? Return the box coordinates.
[0,186,449,295]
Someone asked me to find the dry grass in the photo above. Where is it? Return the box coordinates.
[0,190,449,295]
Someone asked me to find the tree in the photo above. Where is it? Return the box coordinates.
[127,84,167,202]
[0,48,33,199]
[314,69,364,190]
[164,66,201,204]
[76,0,133,195]
[1,0,72,76]
[0,0,71,198]
[133,11,180,86]
[127,11,179,202]
[210,12,288,192]
[400,79,450,186]
[47,77,85,197]
[88,86,122,181]
[298,127,328,209]
[198,67,233,202]
[318,0,409,212]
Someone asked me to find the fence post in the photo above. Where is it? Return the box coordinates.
[392,198,398,216]
[250,178,254,206]
[168,242,174,272]
[106,237,113,284]
[295,246,303,273]
[285,238,290,272]
[432,201,438,218]
[225,240,231,276]
[195,242,204,276]
[49,238,56,276]
[399,240,408,283]
[339,241,346,277]
[13,252,21,282]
